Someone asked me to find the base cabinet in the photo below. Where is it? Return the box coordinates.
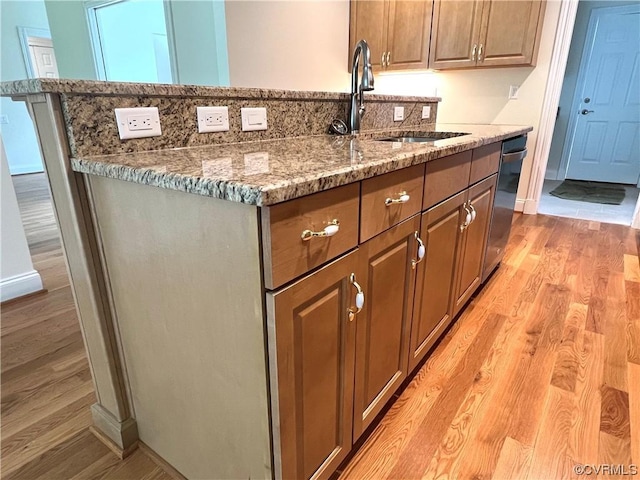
[452,174,497,315]
[267,250,360,480]
[268,147,503,480]
[409,190,467,371]
[353,216,420,438]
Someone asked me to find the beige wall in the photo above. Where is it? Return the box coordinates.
[0,136,42,301]
[225,0,351,92]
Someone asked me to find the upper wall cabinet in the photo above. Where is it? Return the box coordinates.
[349,0,433,72]
[429,0,546,70]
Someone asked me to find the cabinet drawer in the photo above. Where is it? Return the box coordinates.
[470,142,501,185]
[423,150,472,210]
[261,183,360,290]
[360,164,425,242]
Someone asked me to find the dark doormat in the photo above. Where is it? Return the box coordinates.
[549,179,626,205]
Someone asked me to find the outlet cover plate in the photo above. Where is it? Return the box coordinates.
[421,106,431,119]
[509,85,520,99]
[241,107,268,131]
[394,106,405,122]
[197,106,229,133]
[115,107,161,139]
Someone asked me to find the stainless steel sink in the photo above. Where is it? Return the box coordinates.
[374,131,469,143]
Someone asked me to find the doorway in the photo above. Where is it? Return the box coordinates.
[86,0,172,83]
[539,1,640,226]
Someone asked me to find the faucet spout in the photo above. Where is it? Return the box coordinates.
[349,39,374,134]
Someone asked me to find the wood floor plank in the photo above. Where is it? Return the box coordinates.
[628,362,640,464]
[598,432,632,480]
[626,281,640,365]
[551,303,587,393]
[526,386,574,480]
[569,331,605,464]
[624,254,640,282]
[599,385,631,440]
[491,436,533,480]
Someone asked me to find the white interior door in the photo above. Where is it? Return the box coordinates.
[28,37,59,78]
[565,5,640,185]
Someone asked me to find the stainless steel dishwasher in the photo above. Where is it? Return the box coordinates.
[482,135,528,282]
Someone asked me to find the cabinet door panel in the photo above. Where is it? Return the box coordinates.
[478,0,545,67]
[429,0,484,69]
[268,251,359,480]
[353,216,419,438]
[387,0,433,70]
[453,174,497,315]
[349,0,388,71]
[409,191,466,371]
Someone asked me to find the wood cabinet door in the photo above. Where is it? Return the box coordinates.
[349,0,388,71]
[353,215,420,438]
[386,0,433,71]
[429,0,484,70]
[409,190,467,372]
[478,0,546,67]
[267,250,360,480]
[452,174,497,315]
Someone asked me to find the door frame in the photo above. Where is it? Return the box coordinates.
[17,27,52,79]
[523,0,579,215]
[557,3,640,183]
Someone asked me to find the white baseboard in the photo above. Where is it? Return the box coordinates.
[9,164,45,175]
[0,270,44,302]
[515,198,526,213]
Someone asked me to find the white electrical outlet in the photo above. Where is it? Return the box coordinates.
[394,106,405,122]
[509,85,520,99]
[241,107,267,131]
[421,106,431,119]
[197,106,229,133]
[114,107,161,139]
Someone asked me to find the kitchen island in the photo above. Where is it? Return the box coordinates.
[2,79,531,480]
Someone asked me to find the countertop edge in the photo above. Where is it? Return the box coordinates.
[71,126,532,206]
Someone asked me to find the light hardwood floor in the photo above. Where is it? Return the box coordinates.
[2,173,639,480]
[2,174,173,480]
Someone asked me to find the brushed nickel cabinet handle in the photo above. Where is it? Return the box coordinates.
[347,273,365,321]
[411,231,426,269]
[385,191,410,206]
[478,43,484,61]
[387,51,391,66]
[472,44,477,62]
[460,204,472,232]
[382,52,386,67]
[301,219,339,241]
[469,203,477,223]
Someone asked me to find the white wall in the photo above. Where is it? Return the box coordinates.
[546,0,638,180]
[0,136,43,302]
[0,0,50,174]
[225,0,350,91]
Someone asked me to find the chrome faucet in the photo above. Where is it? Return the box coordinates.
[349,39,375,134]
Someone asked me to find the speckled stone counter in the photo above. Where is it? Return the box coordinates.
[72,124,532,206]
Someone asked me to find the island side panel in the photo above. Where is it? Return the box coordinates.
[86,175,272,480]
[25,94,137,450]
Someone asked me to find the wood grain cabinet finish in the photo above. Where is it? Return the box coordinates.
[470,142,501,184]
[360,164,425,242]
[452,174,497,315]
[267,250,360,480]
[353,215,420,438]
[430,0,546,70]
[349,0,432,72]
[423,150,472,210]
[261,183,360,290]
[409,189,467,371]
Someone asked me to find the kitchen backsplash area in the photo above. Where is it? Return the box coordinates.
[3,79,439,158]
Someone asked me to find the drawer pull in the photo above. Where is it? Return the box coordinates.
[301,219,340,241]
[469,203,477,223]
[385,192,410,206]
[411,231,426,269]
[460,204,472,232]
[348,273,365,322]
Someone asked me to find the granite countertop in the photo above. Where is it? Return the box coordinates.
[71,124,532,206]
